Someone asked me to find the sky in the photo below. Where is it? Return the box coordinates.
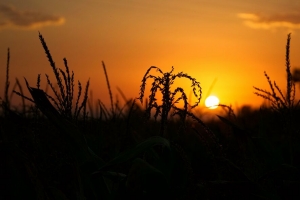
[1,0,300,113]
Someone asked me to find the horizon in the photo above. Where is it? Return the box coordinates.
[1,0,300,111]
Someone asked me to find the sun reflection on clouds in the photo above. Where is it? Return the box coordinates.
[238,12,300,31]
[0,4,65,30]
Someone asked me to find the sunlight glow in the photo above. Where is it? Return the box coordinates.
[205,95,220,109]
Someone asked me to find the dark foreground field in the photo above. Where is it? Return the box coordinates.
[1,103,300,200]
[1,33,300,199]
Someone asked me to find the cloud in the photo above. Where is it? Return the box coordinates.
[0,4,65,30]
[238,12,300,31]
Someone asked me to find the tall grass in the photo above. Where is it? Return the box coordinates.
[4,48,10,109]
[102,61,114,115]
[138,66,202,137]
[1,33,300,199]
[254,33,300,165]
[254,33,300,111]
[0,48,11,117]
[39,32,90,120]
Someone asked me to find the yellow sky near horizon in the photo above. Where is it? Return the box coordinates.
[1,0,300,113]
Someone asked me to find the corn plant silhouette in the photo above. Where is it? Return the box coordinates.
[254,33,299,112]
[13,33,90,120]
[138,66,202,137]
[253,33,300,165]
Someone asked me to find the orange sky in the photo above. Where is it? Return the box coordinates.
[1,0,300,113]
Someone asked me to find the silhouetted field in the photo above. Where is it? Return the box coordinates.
[1,33,300,199]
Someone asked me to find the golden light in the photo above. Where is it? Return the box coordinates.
[205,95,220,109]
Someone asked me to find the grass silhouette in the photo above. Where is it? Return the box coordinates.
[138,65,202,137]
[0,33,300,199]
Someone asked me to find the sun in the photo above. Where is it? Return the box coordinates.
[205,95,220,109]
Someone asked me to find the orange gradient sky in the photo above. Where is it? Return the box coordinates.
[1,0,300,112]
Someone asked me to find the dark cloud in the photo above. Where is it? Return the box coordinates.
[0,4,65,30]
[238,12,300,30]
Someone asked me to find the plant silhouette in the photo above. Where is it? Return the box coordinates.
[138,66,202,137]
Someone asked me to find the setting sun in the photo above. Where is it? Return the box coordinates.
[205,95,220,109]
